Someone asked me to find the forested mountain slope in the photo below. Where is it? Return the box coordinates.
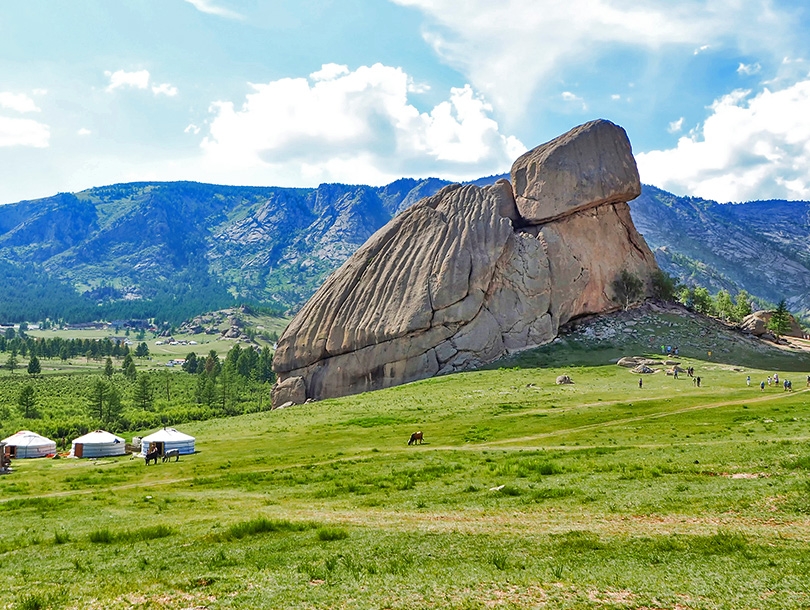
[0,179,807,323]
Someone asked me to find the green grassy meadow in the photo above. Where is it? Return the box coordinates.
[2,348,810,609]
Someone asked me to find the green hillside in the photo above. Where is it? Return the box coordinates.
[3,319,810,608]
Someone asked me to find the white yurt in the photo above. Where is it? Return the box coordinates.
[1,430,57,458]
[70,430,126,458]
[140,427,195,456]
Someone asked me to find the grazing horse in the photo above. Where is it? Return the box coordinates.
[408,431,424,445]
[144,448,160,465]
[162,448,180,462]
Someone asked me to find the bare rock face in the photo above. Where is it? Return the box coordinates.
[740,310,805,338]
[511,119,640,223]
[273,119,658,405]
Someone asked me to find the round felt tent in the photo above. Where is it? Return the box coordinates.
[140,427,195,456]
[70,430,126,458]
[1,430,57,458]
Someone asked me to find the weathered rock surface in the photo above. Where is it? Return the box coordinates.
[740,310,805,338]
[272,119,658,404]
[511,120,640,223]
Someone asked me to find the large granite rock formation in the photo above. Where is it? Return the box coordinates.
[272,119,658,405]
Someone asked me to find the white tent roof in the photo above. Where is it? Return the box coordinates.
[141,427,195,443]
[2,430,55,448]
[72,430,125,445]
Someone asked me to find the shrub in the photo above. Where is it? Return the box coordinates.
[88,528,114,544]
[316,527,349,542]
[222,518,312,541]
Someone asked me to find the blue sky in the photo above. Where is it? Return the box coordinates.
[1,0,809,204]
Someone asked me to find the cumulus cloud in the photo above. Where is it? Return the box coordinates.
[637,79,810,202]
[0,116,50,147]
[184,0,242,19]
[737,62,762,76]
[667,117,684,133]
[152,83,179,97]
[391,0,798,121]
[77,128,92,136]
[106,69,150,92]
[0,92,41,113]
[198,63,525,186]
[106,70,178,97]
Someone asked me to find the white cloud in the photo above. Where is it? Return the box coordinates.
[77,128,92,136]
[105,70,177,97]
[152,83,179,97]
[391,0,798,121]
[310,63,350,81]
[184,0,242,19]
[637,79,810,202]
[0,115,50,147]
[561,91,587,111]
[106,69,150,92]
[737,62,762,76]
[184,123,201,135]
[667,117,684,133]
[198,63,525,186]
[0,92,40,113]
[610,93,622,100]
[693,44,710,55]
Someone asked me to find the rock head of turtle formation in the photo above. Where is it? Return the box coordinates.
[271,119,659,406]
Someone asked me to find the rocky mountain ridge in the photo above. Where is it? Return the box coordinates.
[0,155,808,325]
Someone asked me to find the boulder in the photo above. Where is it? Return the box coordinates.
[271,376,306,407]
[556,375,574,385]
[272,120,658,405]
[511,120,640,223]
[740,310,804,338]
[633,365,655,374]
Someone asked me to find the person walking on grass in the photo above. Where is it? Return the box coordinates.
[638,378,643,389]
[747,375,751,387]
[696,376,701,387]
[761,381,765,391]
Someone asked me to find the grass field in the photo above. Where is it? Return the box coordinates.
[2,344,810,609]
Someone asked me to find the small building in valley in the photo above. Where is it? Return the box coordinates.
[140,427,195,456]
[1,430,57,458]
[70,430,126,458]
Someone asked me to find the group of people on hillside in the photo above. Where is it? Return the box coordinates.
[757,373,797,391]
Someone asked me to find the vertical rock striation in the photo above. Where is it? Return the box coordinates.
[272,119,658,405]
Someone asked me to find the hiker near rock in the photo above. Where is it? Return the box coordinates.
[638,378,643,389]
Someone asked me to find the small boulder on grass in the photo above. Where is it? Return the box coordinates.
[556,375,574,385]
[632,365,655,374]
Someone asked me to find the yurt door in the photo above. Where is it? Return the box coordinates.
[154,442,165,456]
[7,445,16,458]
[75,443,83,458]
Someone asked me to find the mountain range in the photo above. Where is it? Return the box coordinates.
[0,178,807,324]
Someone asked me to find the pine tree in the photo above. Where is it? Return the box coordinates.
[5,349,18,374]
[768,299,791,338]
[27,354,41,376]
[17,384,38,419]
[104,357,115,378]
[133,374,153,411]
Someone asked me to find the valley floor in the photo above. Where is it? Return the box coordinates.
[3,333,810,609]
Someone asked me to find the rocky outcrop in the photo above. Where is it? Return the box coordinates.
[740,310,805,338]
[272,119,659,404]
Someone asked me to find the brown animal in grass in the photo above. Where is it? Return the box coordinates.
[408,431,423,445]
[144,448,160,465]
